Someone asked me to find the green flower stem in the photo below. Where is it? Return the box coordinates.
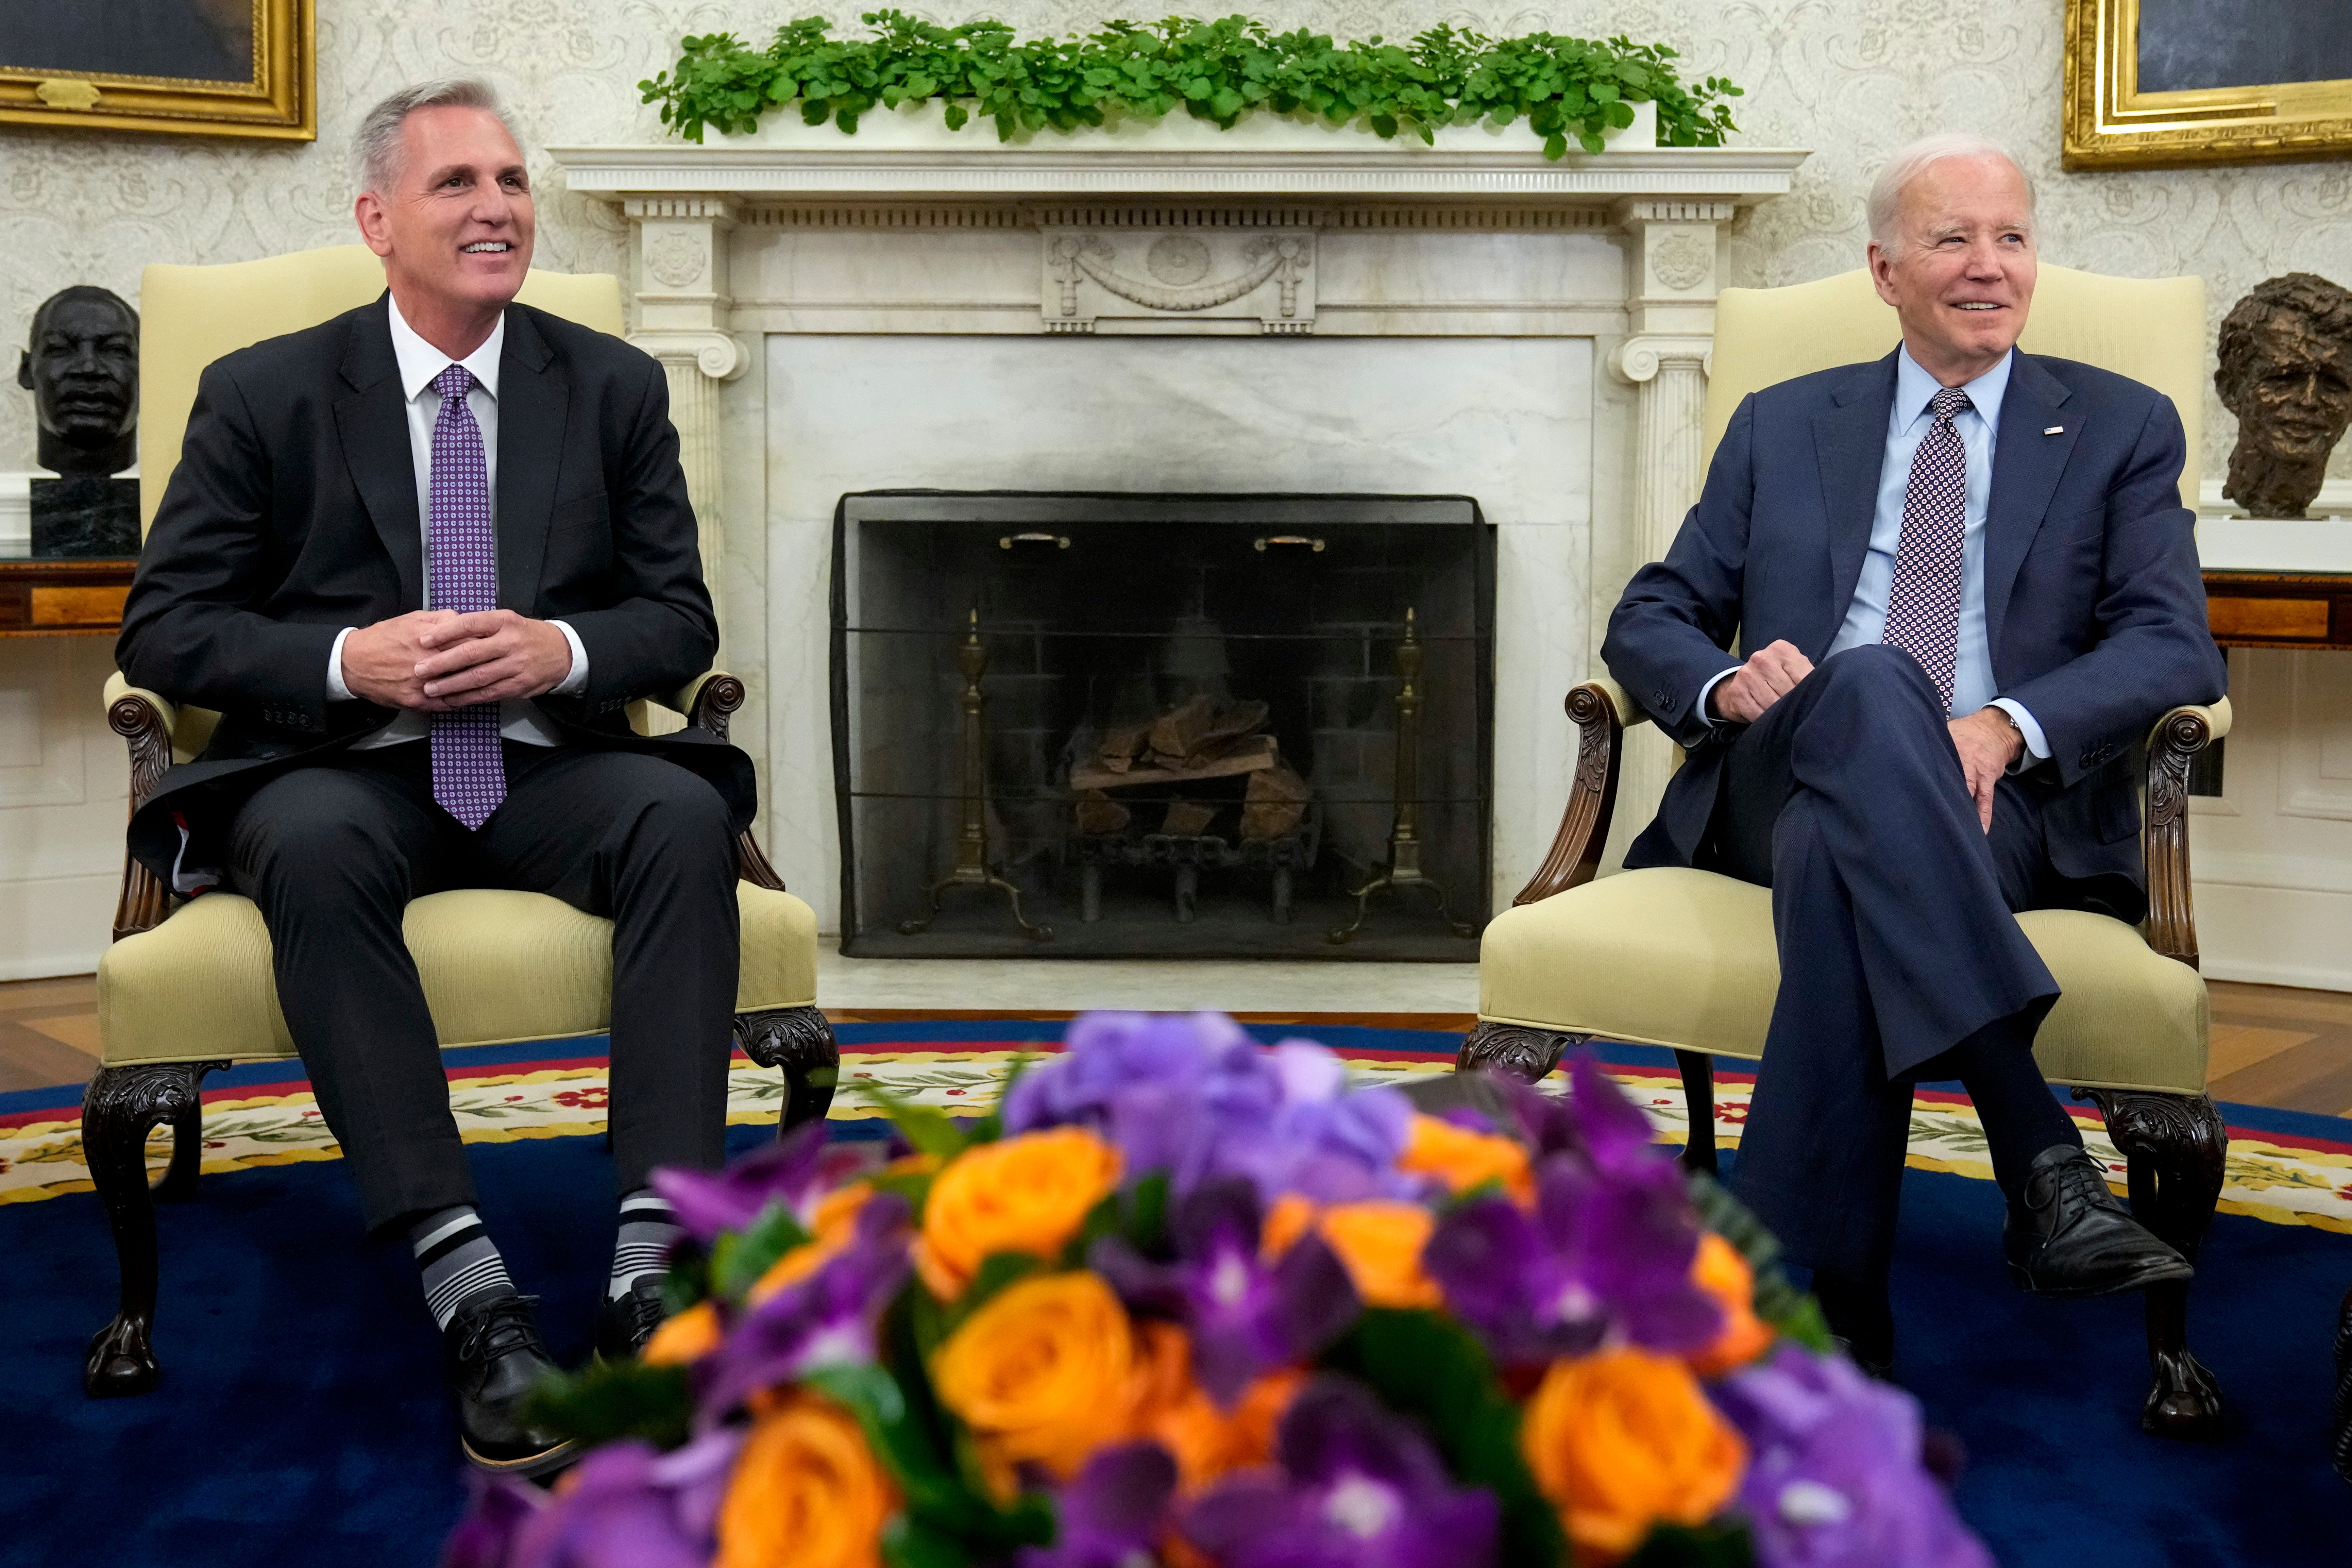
[640,11,1743,160]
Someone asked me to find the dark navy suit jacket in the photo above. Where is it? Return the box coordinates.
[1601,348,2226,923]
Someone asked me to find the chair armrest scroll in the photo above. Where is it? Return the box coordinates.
[1510,679,1636,906]
[103,673,176,941]
[2142,698,2228,970]
[662,671,789,893]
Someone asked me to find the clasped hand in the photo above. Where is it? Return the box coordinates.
[1709,639,2025,832]
[340,608,572,711]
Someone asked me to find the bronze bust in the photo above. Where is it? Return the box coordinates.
[18,285,140,476]
[2216,272,2352,519]
[16,285,141,556]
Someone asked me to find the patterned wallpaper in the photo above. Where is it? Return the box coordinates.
[3,0,2349,481]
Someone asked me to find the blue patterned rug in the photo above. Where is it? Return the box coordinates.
[5,1019,2349,1565]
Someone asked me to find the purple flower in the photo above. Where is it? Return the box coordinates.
[1712,1346,1995,1568]
[440,1472,541,1568]
[1425,1065,1721,1366]
[694,1190,913,1426]
[460,1431,741,1568]
[1007,1012,1415,1204]
[1019,1441,1180,1568]
[649,1121,830,1243]
[1180,1376,1498,1568]
[1092,1177,1360,1405]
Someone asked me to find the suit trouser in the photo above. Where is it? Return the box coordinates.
[227,739,741,1234]
[1711,644,2063,1278]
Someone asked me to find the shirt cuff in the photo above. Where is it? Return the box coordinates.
[549,620,589,696]
[326,627,356,703]
[1989,698,2050,771]
[1695,666,1741,728]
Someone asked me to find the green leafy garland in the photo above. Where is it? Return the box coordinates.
[640,12,1743,159]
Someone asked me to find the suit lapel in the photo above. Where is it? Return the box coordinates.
[1810,353,1899,658]
[494,306,564,614]
[1982,352,2081,660]
[331,296,424,610]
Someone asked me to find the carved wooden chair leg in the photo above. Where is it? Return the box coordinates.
[735,1005,840,1134]
[153,1097,207,1203]
[2332,1285,2352,1484]
[1456,1022,1586,1083]
[82,1060,226,1398]
[1674,1050,1719,1175]
[2076,1086,2229,1441]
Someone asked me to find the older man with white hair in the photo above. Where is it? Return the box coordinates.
[117,79,752,1475]
[1602,133,2227,1372]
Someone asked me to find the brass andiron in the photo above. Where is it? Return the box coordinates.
[1330,608,1472,943]
[900,610,1051,941]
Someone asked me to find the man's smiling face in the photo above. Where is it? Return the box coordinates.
[358,104,535,328]
[1868,153,2037,386]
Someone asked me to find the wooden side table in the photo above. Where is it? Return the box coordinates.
[0,556,137,638]
[2204,570,2352,651]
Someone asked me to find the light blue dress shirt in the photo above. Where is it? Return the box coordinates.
[1700,343,2049,763]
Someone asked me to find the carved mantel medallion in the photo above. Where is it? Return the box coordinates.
[1038,221,1317,335]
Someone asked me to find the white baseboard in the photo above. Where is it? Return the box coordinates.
[2200,954,2352,992]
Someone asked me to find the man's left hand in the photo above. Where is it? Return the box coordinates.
[414,609,573,707]
[1949,708,2024,832]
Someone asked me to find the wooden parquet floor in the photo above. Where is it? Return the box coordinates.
[6,974,2350,1120]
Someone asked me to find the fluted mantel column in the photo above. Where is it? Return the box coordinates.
[1607,201,1735,852]
[623,196,746,644]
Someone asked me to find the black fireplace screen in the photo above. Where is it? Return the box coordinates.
[830,492,1495,959]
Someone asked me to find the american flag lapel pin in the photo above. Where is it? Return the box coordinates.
[2043,425,2064,435]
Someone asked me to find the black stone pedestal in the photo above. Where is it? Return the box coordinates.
[31,476,139,558]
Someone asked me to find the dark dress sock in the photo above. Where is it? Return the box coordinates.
[1917,1013,2085,1202]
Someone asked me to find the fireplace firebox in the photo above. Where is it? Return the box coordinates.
[831,493,1494,959]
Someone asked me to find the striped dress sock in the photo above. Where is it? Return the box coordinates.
[408,1204,516,1331]
[611,1187,686,1300]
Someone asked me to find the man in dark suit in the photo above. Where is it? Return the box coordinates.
[116,79,753,1476]
[1603,134,2226,1372]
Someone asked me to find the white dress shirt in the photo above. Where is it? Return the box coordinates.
[1698,344,2049,764]
[327,299,587,747]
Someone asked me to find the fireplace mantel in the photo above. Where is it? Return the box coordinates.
[549,129,1810,927]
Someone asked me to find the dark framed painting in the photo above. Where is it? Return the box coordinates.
[0,0,312,140]
[2065,0,2352,169]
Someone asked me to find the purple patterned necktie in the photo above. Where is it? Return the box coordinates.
[1881,386,1973,713]
[427,364,506,829]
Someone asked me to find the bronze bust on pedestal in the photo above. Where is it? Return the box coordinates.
[2216,273,2352,520]
[16,285,142,557]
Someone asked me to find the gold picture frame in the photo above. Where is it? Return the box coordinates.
[2064,0,2352,170]
[0,0,313,140]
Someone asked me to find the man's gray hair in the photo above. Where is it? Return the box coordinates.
[351,77,519,197]
[1866,133,2035,245]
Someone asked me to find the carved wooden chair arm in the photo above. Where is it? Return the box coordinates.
[103,674,179,942]
[2141,696,2231,971]
[659,671,789,894]
[1511,677,1652,907]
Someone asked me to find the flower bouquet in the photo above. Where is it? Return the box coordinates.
[445,1013,1991,1568]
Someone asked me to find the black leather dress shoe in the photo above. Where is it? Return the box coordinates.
[445,1292,576,1478]
[2004,1146,2194,1298]
[595,1276,668,1363]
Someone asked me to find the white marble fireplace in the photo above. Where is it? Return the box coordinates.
[552,116,1809,934]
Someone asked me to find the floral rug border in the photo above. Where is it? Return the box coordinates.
[5,1051,2347,1234]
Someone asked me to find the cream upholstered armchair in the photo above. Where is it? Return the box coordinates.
[1461,266,2232,1443]
[83,247,833,1399]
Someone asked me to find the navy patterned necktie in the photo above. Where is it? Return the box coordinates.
[1882,386,1973,713]
[426,364,507,829]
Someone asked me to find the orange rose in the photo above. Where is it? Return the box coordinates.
[1260,1193,1318,1259]
[1398,1113,1535,1204]
[750,1183,877,1305]
[1685,1234,1774,1377]
[642,1299,722,1367]
[1314,1202,1443,1310]
[716,1389,898,1568]
[913,1128,1122,1300]
[1147,1363,1303,1491]
[931,1271,1143,1494]
[1520,1347,1747,1563]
